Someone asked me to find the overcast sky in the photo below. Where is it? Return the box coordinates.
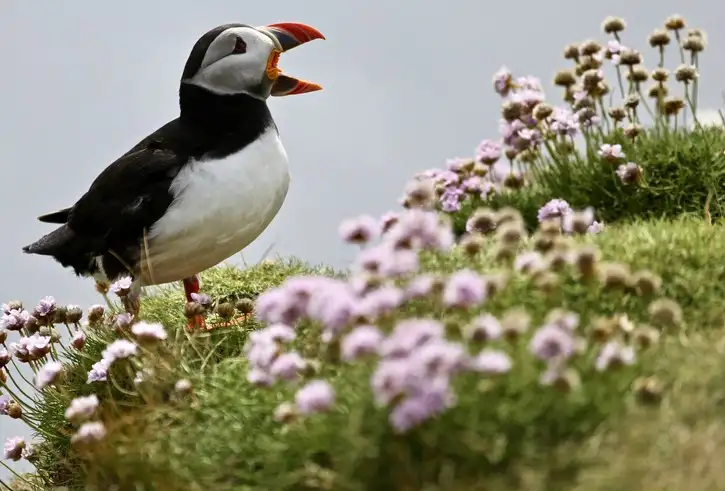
[1,0,722,479]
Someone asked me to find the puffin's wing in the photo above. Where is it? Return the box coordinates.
[66,144,186,244]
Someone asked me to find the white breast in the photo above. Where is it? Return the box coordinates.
[138,127,290,286]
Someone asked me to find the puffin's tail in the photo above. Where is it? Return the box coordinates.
[23,225,95,276]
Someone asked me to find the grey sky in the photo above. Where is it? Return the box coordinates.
[1,0,722,479]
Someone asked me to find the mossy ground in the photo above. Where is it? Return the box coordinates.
[23,215,725,491]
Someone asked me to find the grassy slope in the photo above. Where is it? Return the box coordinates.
[31,216,725,491]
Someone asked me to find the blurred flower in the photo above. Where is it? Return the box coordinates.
[295,380,336,415]
[87,358,110,383]
[71,422,106,444]
[341,325,384,361]
[470,349,512,374]
[530,324,576,362]
[101,339,138,365]
[35,360,63,390]
[597,143,625,161]
[190,292,212,308]
[71,330,86,350]
[0,349,10,368]
[595,341,636,371]
[442,269,486,308]
[0,394,9,415]
[537,199,572,222]
[493,66,513,96]
[131,321,168,343]
[463,314,503,342]
[616,162,643,185]
[338,215,379,244]
[379,319,444,359]
[65,395,99,422]
[34,296,56,318]
[475,139,502,165]
[3,436,25,461]
[269,352,306,381]
[389,382,451,433]
[109,276,133,297]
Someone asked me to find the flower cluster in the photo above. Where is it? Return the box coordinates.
[0,284,172,475]
[249,198,672,433]
[399,14,708,239]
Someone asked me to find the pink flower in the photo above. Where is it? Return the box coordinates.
[295,380,335,415]
[442,270,486,308]
[341,325,383,361]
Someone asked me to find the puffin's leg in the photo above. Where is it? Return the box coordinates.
[182,275,206,331]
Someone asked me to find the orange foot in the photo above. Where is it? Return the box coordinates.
[186,314,207,332]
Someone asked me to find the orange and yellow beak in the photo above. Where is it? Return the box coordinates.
[257,22,325,97]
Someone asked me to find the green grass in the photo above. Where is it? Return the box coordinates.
[458,126,725,235]
[22,216,725,491]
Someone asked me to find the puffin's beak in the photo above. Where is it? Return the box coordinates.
[257,22,325,97]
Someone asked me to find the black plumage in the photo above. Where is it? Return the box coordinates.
[23,56,275,282]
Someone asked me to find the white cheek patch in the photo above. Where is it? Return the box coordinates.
[189,28,276,97]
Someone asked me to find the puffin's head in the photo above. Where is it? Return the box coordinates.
[181,22,325,99]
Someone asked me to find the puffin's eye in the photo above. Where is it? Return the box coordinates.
[232,36,247,54]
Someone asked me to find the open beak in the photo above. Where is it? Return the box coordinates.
[257,22,325,96]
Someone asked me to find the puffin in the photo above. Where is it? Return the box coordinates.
[22,22,325,330]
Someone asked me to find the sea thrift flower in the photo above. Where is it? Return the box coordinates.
[464,314,503,342]
[101,339,138,365]
[588,221,605,233]
[356,286,405,319]
[440,187,464,212]
[0,309,23,331]
[34,296,56,318]
[389,384,451,433]
[549,107,580,136]
[71,422,106,444]
[442,269,486,308]
[338,215,379,244]
[595,341,636,371]
[190,292,212,308]
[295,380,335,415]
[71,330,86,350]
[269,352,306,381]
[562,207,595,234]
[3,436,25,461]
[537,199,572,222]
[475,139,502,165]
[379,212,399,233]
[597,143,625,161]
[65,395,99,422]
[341,325,384,361]
[514,251,546,274]
[529,324,576,361]
[386,209,454,252]
[413,339,469,376]
[87,358,110,383]
[0,349,10,368]
[35,360,63,390]
[87,304,105,324]
[109,276,133,296]
[493,66,513,96]
[0,394,9,415]
[379,319,444,358]
[471,349,512,374]
[131,321,168,343]
[616,162,643,185]
[405,274,437,300]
